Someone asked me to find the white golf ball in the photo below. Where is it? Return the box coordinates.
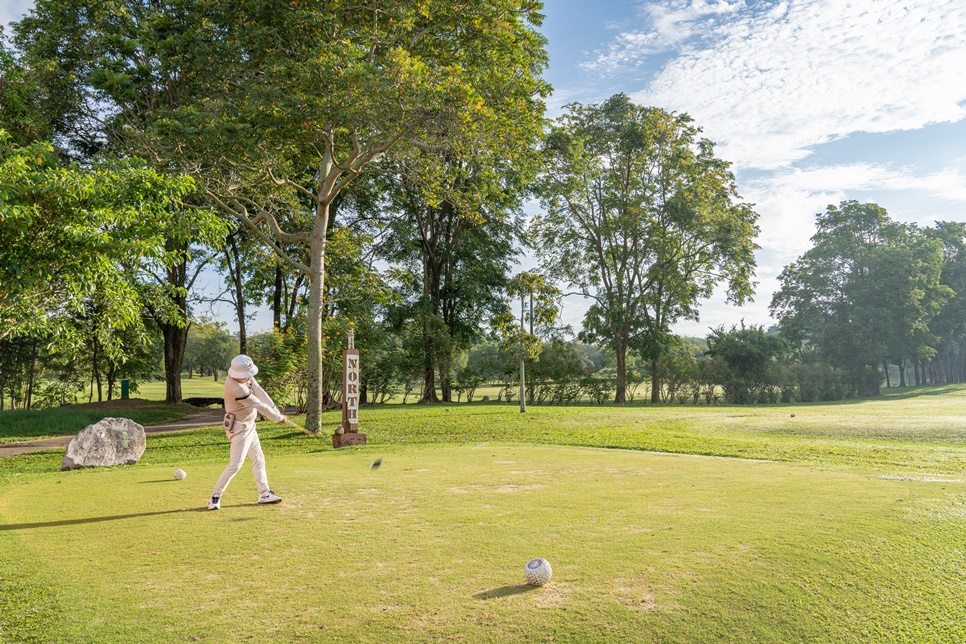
[524,558,552,586]
[173,468,187,480]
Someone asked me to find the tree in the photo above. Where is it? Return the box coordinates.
[922,222,966,384]
[0,33,44,146]
[12,7,233,403]
[184,319,235,380]
[771,201,948,395]
[14,0,549,430]
[0,131,194,345]
[705,322,788,404]
[491,272,562,410]
[378,165,528,403]
[137,216,229,402]
[535,94,759,404]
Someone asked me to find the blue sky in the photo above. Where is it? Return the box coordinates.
[538,0,966,336]
[5,1,966,339]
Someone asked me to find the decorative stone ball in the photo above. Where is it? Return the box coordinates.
[173,468,187,480]
[524,558,552,586]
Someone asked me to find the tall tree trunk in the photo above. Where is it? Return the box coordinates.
[883,362,891,388]
[274,265,283,331]
[519,293,527,412]
[25,340,37,410]
[90,337,101,403]
[420,315,441,403]
[419,251,442,404]
[226,235,247,355]
[151,243,195,404]
[305,232,325,433]
[106,360,116,401]
[614,335,627,404]
[438,353,452,403]
[161,322,187,403]
[898,360,906,387]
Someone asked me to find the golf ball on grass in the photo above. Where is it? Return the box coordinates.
[525,558,552,586]
[173,468,186,480]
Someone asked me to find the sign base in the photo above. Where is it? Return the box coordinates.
[333,432,367,448]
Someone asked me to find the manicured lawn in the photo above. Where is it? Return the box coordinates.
[0,402,193,443]
[1,385,965,642]
[134,377,227,401]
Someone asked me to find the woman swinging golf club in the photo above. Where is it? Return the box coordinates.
[208,355,287,510]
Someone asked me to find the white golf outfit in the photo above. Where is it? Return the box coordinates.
[212,376,285,498]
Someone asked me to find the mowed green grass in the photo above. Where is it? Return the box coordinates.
[0,402,192,443]
[1,385,966,642]
[135,377,227,401]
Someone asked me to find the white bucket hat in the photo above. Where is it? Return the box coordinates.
[228,354,258,379]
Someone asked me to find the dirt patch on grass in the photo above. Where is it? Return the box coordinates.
[532,583,571,607]
[495,484,546,493]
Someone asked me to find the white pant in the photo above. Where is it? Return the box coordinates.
[212,423,269,498]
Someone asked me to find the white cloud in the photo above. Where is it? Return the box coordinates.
[586,0,743,70]
[755,160,966,206]
[610,0,966,170]
[740,159,966,273]
[0,0,33,31]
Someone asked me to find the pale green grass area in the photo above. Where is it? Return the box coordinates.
[136,377,226,401]
[350,398,966,477]
[0,402,193,442]
[2,445,964,642]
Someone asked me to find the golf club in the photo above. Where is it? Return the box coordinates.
[284,418,316,437]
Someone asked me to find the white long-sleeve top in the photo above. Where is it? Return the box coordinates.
[224,376,285,428]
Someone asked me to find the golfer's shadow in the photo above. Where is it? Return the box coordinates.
[0,507,208,531]
[473,585,539,600]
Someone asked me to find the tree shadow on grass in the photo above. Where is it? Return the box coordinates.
[473,585,539,600]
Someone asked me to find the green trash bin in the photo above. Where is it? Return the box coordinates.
[121,379,130,400]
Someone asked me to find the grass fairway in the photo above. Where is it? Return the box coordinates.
[134,377,227,401]
[1,387,966,641]
[1,447,965,642]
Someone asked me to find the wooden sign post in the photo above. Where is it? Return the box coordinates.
[333,329,366,448]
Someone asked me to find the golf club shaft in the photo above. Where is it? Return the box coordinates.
[285,418,315,436]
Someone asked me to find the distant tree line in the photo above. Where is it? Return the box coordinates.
[771,200,966,396]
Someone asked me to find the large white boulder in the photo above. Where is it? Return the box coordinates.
[61,417,146,471]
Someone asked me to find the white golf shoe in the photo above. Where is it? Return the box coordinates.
[207,496,221,510]
[258,490,282,504]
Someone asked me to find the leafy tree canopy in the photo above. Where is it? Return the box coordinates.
[0,130,194,343]
[535,93,759,402]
